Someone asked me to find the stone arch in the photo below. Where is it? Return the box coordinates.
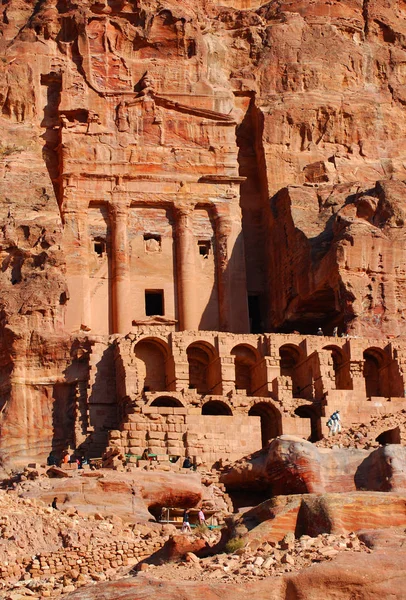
[248,401,282,448]
[323,345,352,390]
[150,396,184,408]
[201,399,232,416]
[134,337,172,392]
[231,344,260,396]
[279,344,312,398]
[363,347,389,397]
[294,405,322,442]
[187,341,219,394]
[375,426,401,445]
[363,347,403,397]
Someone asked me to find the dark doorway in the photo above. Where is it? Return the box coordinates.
[376,426,401,445]
[294,406,322,442]
[248,294,261,334]
[150,396,183,408]
[202,400,232,416]
[248,402,281,447]
[145,290,164,316]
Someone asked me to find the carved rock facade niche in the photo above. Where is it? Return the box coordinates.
[1,0,406,464]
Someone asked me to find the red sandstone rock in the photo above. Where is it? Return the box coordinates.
[2,0,406,466]
[229,492,406,547]
[268,181,406,336]
[162,535,208,562]
[63,550,406,600]
[221,436,406,494]
[21,470,203,523]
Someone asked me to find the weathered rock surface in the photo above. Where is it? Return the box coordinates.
[2,0,406,464]
[64,550,406,600]
[229,492,406,547]
[19,469,204,522]
[268,181,406,335]
[221,436,406,494]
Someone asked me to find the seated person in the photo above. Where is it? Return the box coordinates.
[47,452,57,466]
[182,456,193,469]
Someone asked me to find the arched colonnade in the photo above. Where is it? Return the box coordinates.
[132,335,405,401]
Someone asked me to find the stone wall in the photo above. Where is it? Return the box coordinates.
[110,412,261,466]
[0,534,164,584]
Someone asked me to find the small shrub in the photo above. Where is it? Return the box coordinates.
[224,537,244,554]
[194,524,208,536]
[0,144,24,157]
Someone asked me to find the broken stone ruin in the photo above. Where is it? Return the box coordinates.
[0,0,405,598]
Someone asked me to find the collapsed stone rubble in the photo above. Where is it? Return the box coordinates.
[136,531,371,584]
[0,489,171,598]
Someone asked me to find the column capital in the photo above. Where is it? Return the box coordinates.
[109,200,129,220]
[213,208,233,236]
[61,187,81,214]
[175,203,195,219]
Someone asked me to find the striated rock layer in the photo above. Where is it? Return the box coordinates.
[221,436,406,494]
[2,0,406,462]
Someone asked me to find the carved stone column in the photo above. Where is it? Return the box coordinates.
[175,205,198,331]
[214,207,250,333]
[215,214,233,332]
[110,201,131,334]
[62,191,91,331]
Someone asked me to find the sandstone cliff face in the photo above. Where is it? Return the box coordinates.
[2,0,406,462]
[1,0,406,335]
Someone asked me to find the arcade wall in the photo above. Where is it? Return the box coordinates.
[3,0,406,467]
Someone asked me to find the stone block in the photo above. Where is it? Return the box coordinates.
[173,407,188,415]
[128,447,143,455]
[128,431,144,440]
[147,431,166,440]
[127,414,144,423]
[155,454,169,461]
[167,446,184,455]
[156,407,174,415]
[142,407,158,414]
[148,446,165,454]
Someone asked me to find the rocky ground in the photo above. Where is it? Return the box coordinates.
[1,426,405,599]
[137,530,371,584]
[0,489,172,599]
[316,408,406,450]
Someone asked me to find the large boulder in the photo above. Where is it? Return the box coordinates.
[229,492,406,547]
[355,445,406,492]
[221,437,406,494]
[21,470,203,522]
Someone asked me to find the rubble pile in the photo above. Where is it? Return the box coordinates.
[317,409,406,450]
[0,491,170,598]
[137,531,370,584]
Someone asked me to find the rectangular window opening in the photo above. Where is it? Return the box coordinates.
[93,240,105,257]
[248,294,262,334]
[144,233,162,253]
[145,290,164,316]
[198,240,211,258]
